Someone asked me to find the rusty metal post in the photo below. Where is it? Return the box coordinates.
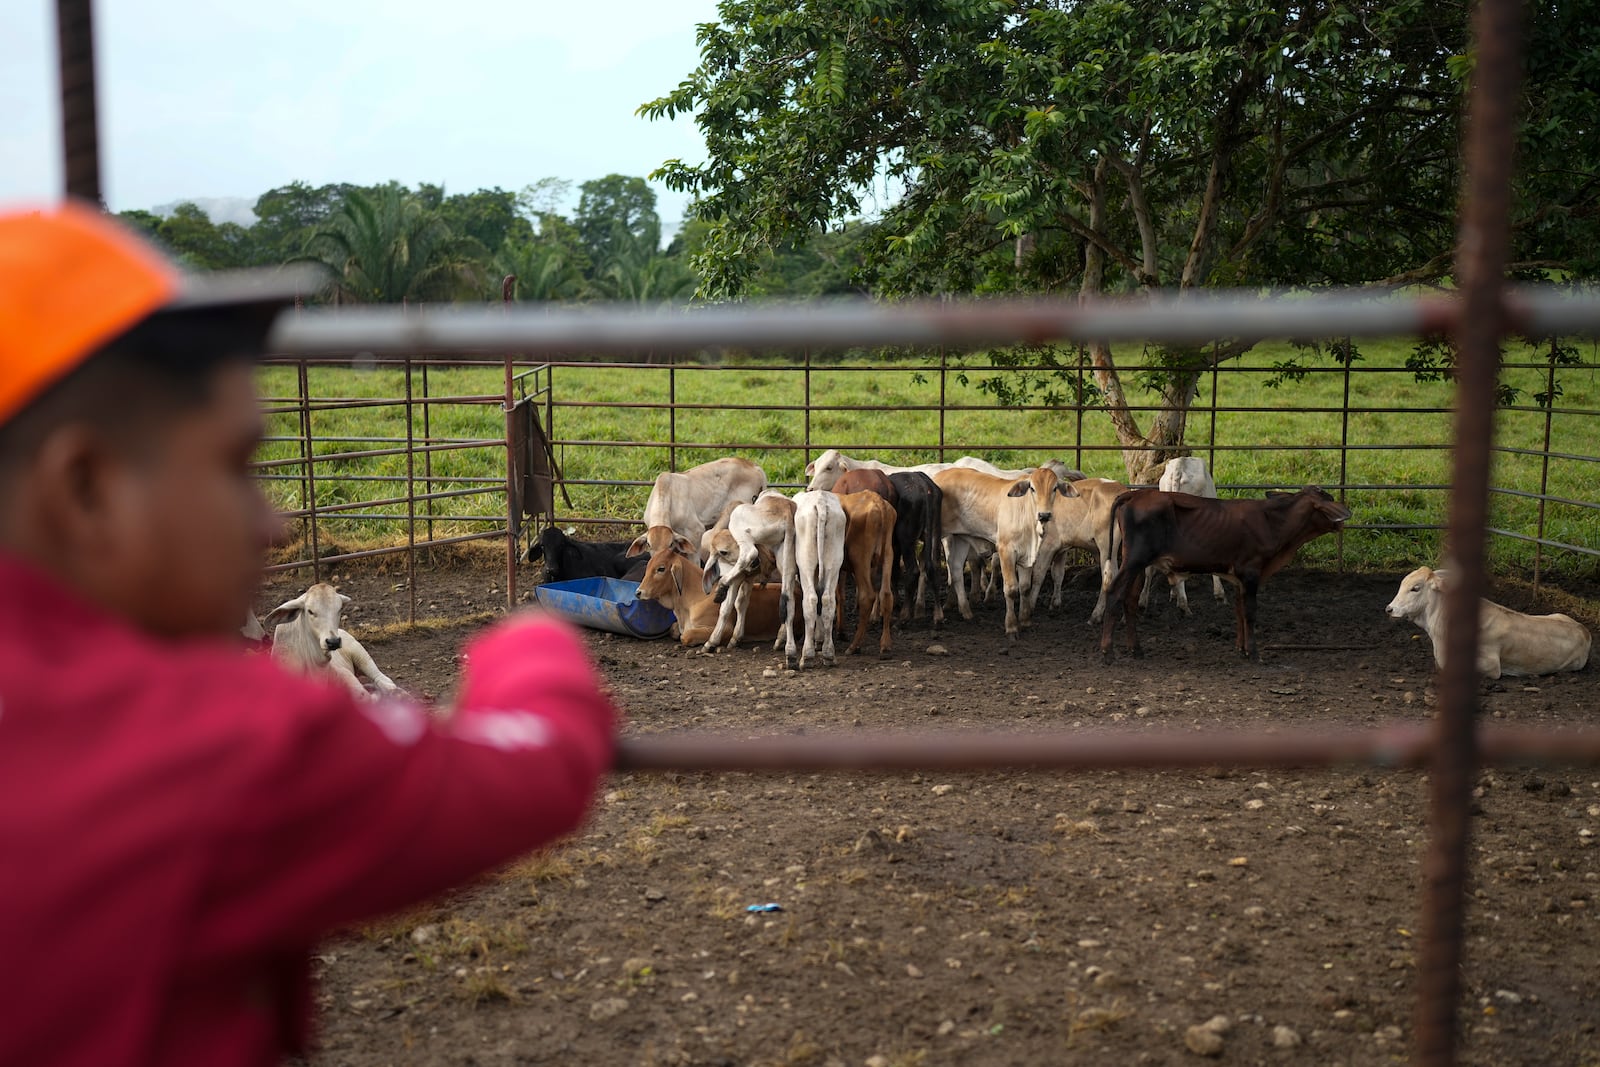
[422,361,435,549]
[405,355,417,625]
[503,276,518,610]
[297,359,321,581]
[1414,0,1524,1062]
[1532,354,1556,592]
[1075,344,1086,473]
[55,0,101,204]
[668,353,677,472]
[1208,353,1219,482]
[804,347,813,471]
[1338,341,1352,572]
[939,346,949,462]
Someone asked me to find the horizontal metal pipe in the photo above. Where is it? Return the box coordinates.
[1485,528,1600,557]
[611,722,1600,774]
[1487,487,1600,510]
[259,394,500,415]
[271,484,500,519]
[250,438,501,471]
[268,287,1600,358]
[263,528,507,573]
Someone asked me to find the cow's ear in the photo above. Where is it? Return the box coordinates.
[803,460,816,476]
[528,541,546,563]
[671,535,696,558]
[626,535,649,557]
[1006,480,1030,497]
[1265,490,1289,498]
[701,561,719,596]
[263,594,306,627]
[1056,481,1078,498]
[338,593,352,607]
[1429,570,1450,590]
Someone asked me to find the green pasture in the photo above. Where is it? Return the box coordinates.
[255,337,1600,581]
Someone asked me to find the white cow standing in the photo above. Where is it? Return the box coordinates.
[701,491,798,662]
[791,490,848,669]
[1140,456,1228,614]
[1385,566,1591,679]
[265,583,400,700]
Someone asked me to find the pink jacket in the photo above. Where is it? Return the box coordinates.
[0,555,615,1066]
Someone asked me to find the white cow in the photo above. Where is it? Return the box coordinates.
[934,466,1076,641]
[1140,456,1227,614]
[791,490,848,669]
[628,456,768,563]
[1385,566,1592,679]
[807,449,1088,493]
[264,583,399,700]
[701,491,798,662]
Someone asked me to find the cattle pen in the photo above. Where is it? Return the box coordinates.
[48,0,1600,1063]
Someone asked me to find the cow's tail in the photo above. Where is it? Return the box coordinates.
[1107,490,1135,575]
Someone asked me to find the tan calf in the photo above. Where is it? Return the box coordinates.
[835,491,896,658]
[636,537,784,648]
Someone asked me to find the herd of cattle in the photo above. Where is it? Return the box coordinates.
[241,449,1592,697]
[523,451,1592,679]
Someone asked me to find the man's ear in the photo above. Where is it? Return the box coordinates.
[27,423,125,540]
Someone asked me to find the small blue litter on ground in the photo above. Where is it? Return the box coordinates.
[745,903,784,913]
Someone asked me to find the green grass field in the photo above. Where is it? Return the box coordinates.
[256,336,1600,581]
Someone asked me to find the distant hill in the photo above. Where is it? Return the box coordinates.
[151,196,257,227]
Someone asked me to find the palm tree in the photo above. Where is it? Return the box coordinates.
[494,237,585,302]
[586,219,696,304]
[297,186,488,304]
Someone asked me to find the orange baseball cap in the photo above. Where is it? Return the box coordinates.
[0,201,317,426]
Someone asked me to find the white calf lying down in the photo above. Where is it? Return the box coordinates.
[264,583,400,699]
[1385,566,1591,679]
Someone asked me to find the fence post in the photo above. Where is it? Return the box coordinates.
[1414,0,1524,1061]
[1208,350,1219,483]
[297,358,321,581]
[668,353,677,472]
[1075,344,1086,474]
[938,346,948,462]
[405,356,417,625]
[1533,354,1556,593]
[422,361,435,551]
[804,347,813,473]
[1338,340,1352,572]
[54,0,102,204]
[503,276,518,611]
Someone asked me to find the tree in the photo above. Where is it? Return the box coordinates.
[155,202,255,271]
[251,182,360,266]
[296,186,488,304]
[440,187,532,252]
[574,174,662,272]
[643,0,1597,480]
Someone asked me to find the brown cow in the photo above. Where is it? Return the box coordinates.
[834,491,896,658]
[831,467,900,510]
[1100,486,1352,660]
[636,536,784,648]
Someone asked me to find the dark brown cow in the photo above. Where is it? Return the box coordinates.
[886,471,944,628]
[1100,486,1352,660]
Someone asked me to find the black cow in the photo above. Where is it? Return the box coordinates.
[886,471,945,628]
[1100,486,1351,659]
[528,527,649,584]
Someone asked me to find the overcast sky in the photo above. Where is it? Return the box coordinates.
[1,0,722,230]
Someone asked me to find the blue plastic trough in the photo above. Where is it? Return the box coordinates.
[530,577,676,639]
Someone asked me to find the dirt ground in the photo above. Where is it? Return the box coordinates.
[264,553,1600,1067]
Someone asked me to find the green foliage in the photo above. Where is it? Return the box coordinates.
[295,187,489,304]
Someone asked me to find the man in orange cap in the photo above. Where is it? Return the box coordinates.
[0,203,619,1066]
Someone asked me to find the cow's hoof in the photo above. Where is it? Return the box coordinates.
[785,656,798,671]
[712,587,728,604]
[1099,649,1113,664]
[1130,646,1145,659]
